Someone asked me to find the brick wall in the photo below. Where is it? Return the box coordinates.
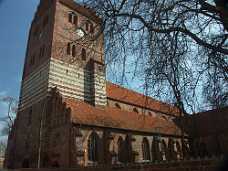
[16,159,222,171]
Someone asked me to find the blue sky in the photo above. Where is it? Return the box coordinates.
[0,0,39,137]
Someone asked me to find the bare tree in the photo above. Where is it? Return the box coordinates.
[0,96,17,136]
[72,0,228,113]
[0,140,6,157]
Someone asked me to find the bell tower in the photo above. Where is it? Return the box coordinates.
[49,0,106,107]
[19,0,107,111]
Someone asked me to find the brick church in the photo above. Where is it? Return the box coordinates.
[4,0,228,169]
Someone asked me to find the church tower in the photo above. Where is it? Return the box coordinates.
[19,0,106,111]
[5,0,106,168]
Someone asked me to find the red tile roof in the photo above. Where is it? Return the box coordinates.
[106,82,180,116]
[64,98,182,135]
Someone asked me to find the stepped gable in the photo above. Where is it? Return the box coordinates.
[106,82,180,116]
[64,98,181,135]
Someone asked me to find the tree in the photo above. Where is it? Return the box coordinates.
[0,96,17,137]
[75,0,228,113]
[0,140,6,157]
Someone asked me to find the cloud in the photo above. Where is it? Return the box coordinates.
[0,91,7,97]
[0,91,8,117]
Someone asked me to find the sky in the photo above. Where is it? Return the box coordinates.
[0,0,39,138]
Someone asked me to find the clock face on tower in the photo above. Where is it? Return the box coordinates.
[76,28,85,38]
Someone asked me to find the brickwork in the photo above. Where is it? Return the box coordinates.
[5,0,228,170]
[16,159,222,171]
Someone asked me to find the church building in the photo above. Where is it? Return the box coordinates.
[5,0,195,168]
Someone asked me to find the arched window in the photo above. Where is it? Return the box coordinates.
[142,137,151,161]
[117,137,124,163]
[72,45,76,57]
[161,140,167,161]
[133,107,139,113]
[90,23,94,33]
[67,43,71,55]
[73,15,78,26]
[152,137,161,162]
[69,12,78,26]
[168,139,176,161]
[182,140,190,159]
[88,131,99,162]
[81,48,86,60]
[175,141,182,160]
[68,12,73,23]
[125,134,133,163]
[115,103,121,109]
[85,22,89,31]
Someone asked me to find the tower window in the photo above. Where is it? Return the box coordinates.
[81,48,86,60]
[69,12,78,26]
[90,23,94,33]
[68,12,73,23]
[67,43,71,55]
[72,45,76,57]
[73,15,78,26]
[85,22,89,31]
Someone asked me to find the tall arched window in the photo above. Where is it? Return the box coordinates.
[88,132,99,162]
[161,140,167,161]
[175,141,182,160]
[142,137,151,161]
[125,135,133,163]
[72,45,76,57]
[81,48,86,60]
[117,137,125,163]
[152,137,161,162]
[168,139,176,160]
